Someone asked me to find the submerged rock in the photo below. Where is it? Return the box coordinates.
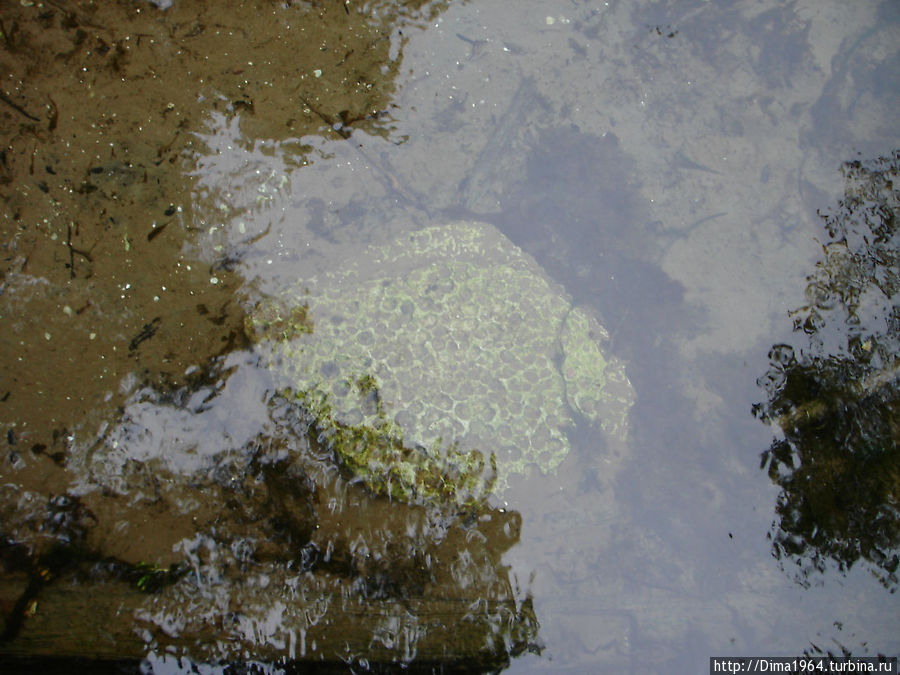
[248,221,634,505]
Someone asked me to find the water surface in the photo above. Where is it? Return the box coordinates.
[0,0,897,672]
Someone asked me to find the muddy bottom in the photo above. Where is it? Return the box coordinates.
[2,1,528,668]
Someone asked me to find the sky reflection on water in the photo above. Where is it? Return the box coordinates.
[0,0,897,671]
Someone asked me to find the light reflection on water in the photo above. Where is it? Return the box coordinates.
[1,0,897,671]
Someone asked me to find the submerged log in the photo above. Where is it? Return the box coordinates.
[0,572,536,671]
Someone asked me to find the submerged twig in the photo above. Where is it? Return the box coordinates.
[65,223,93,279]
[0,91,40,122]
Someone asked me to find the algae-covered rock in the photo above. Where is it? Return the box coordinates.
[248,221,634,505]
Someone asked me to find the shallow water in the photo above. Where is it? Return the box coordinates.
[1,0,898,672]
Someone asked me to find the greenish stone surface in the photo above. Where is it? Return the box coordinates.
[249,221,634,505]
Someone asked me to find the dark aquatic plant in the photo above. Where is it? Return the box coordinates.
[754,151,900,589]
